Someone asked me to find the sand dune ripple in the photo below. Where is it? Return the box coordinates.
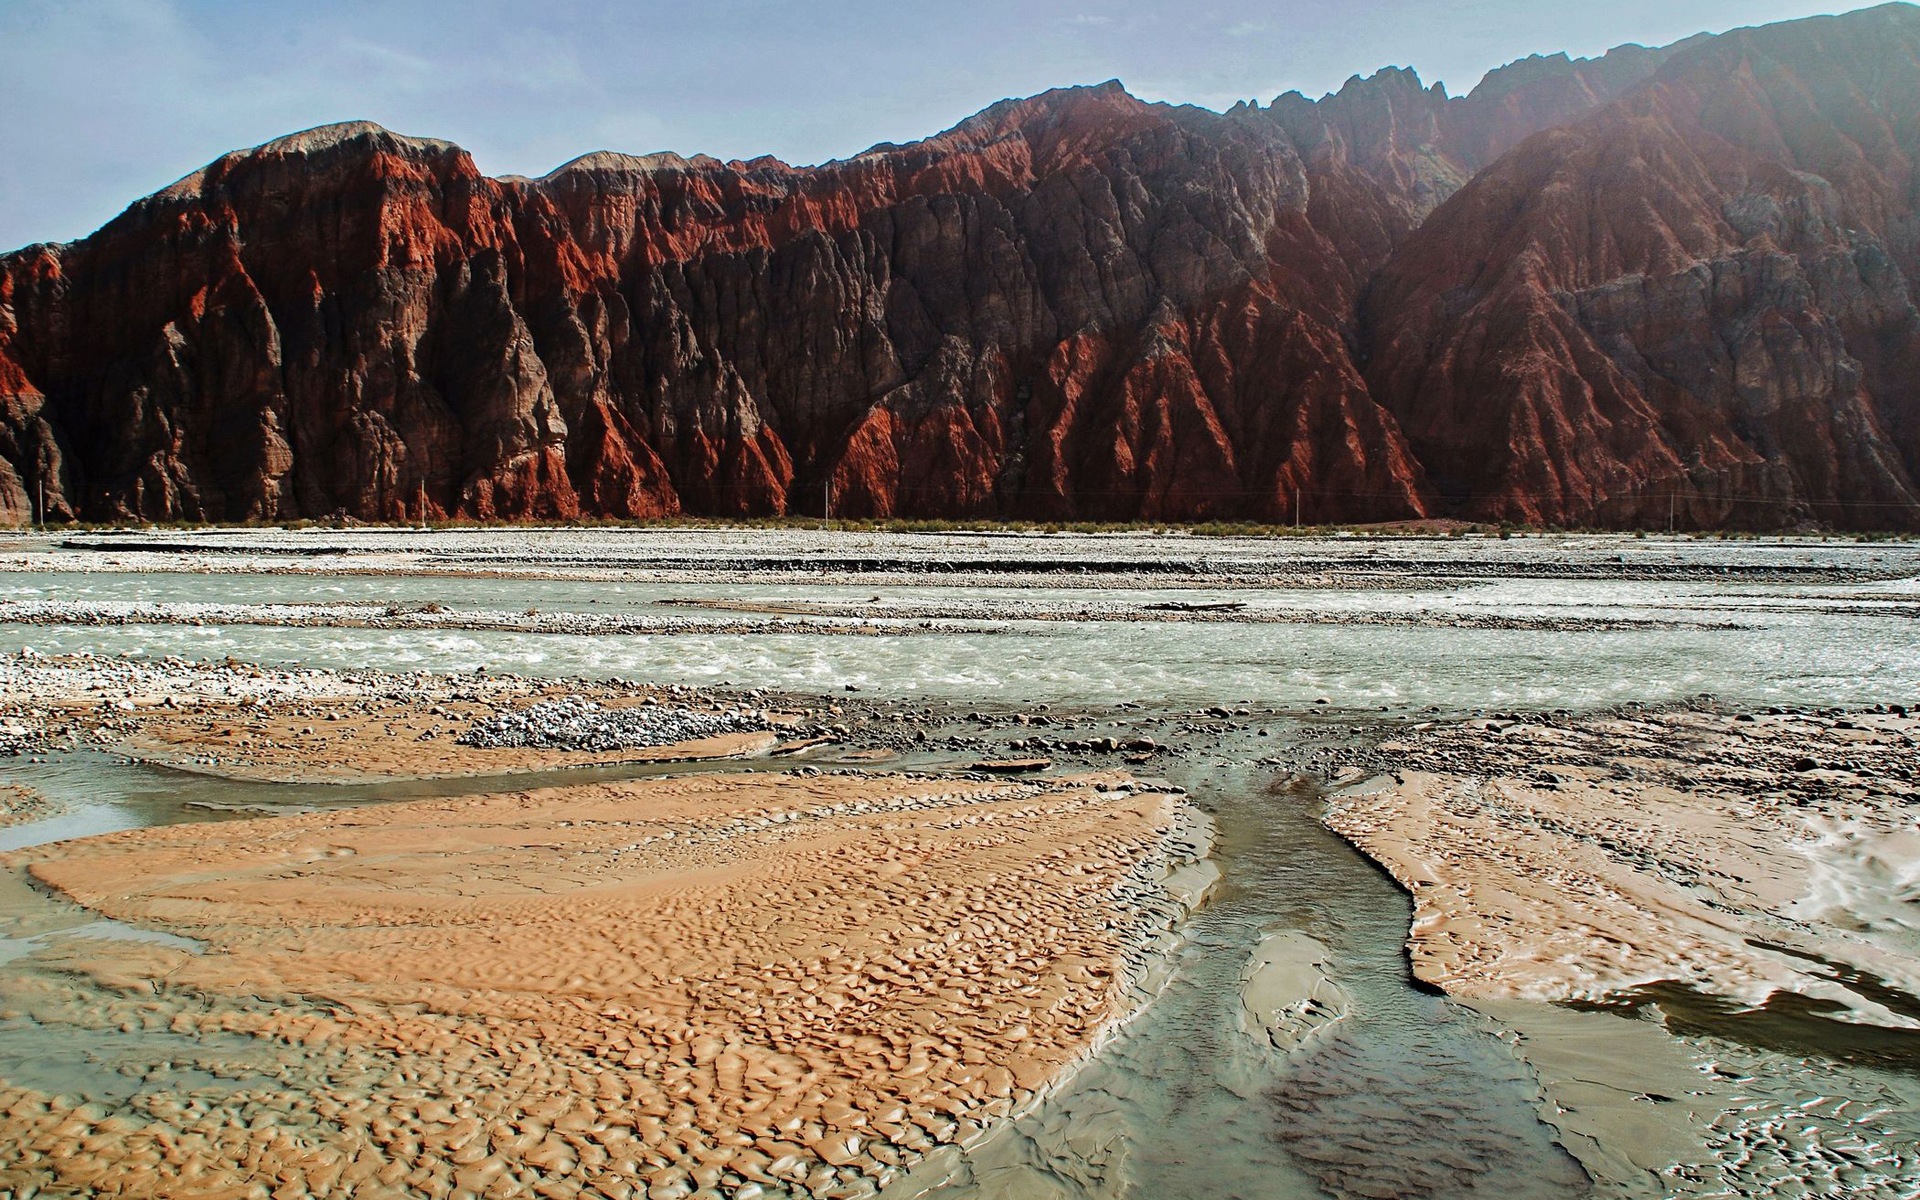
[0,769,1207,1199]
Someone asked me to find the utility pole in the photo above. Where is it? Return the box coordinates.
[824,479,832,522]
[1669,492,1675,535]
[1294,489,1301,529]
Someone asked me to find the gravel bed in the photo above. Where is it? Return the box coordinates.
[457,698,772,752]
[12,526,1917,586]
[0,598,992,637]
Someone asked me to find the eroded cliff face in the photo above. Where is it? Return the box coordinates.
[6,5,1920,528]
[1366,4,1920,528]
[0,91,1432,524]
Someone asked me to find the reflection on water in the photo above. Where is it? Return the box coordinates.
[1576,977,1920,1072]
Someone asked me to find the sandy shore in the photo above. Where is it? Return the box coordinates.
[119,697,788,783]
[1326,704,1920,1022]
[0,768,1210,1199]
[1322,704,1920,1192]
[0,651,1206,783]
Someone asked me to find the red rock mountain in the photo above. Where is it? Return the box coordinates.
[5,4,1920,528]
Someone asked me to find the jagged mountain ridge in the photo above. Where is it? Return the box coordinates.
[5,4,1920,528]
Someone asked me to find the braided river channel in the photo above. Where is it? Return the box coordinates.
[2,528,1918,1198]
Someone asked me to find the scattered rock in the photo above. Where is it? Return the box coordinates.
[458,698,769,752]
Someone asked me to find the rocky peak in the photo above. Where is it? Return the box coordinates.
[253,120,458,157]
[907,79,1164,172]
[540,150,731,180]
[5,6,1920,529]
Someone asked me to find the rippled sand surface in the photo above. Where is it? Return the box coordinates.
[0,769,1207,1198]
[1326,707,1920,1019]
[1324,706,1920,1194]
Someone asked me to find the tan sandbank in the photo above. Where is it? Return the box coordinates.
[1326,707,1920,1023]
[3,652,811,782]
[1239,931,1351,1055]
[119,695,786,782]
[0,768,1208,1199]
[1324,706,1920,1193]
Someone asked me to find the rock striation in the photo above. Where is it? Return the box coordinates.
[1366,5,1920,527]
[6,6,1920,527]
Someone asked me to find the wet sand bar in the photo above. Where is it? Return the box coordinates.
[0,769,1210,1198]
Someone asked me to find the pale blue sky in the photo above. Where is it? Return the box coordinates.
[0,0,1873,251]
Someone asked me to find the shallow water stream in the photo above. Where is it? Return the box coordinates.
[7,566,1920,710]
[929,754,1592,1200]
